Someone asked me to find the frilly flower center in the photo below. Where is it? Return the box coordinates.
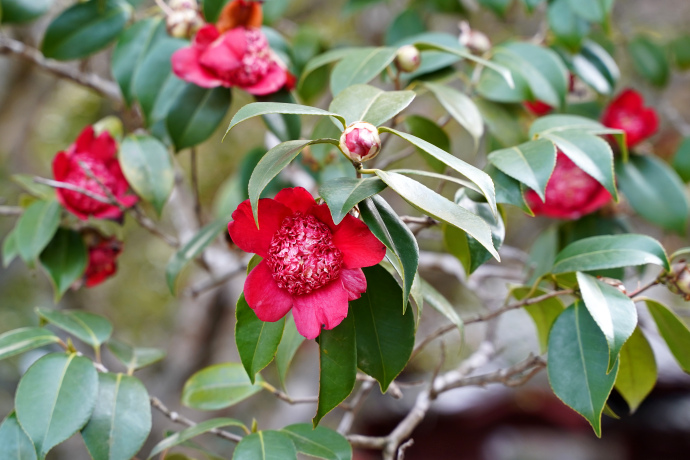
[267,213,343,296]
[229,29,272,87]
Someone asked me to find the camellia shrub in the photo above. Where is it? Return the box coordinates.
[1,0,690,459]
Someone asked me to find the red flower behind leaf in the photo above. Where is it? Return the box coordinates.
[601,88,659,148]
[228,187,386,339]
[524,100,553,116]
[84,238,122,287]
[52,126,137,221]
[525,152,612,220]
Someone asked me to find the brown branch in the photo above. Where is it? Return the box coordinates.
[337,380,375,435]
[0,36,122,103]
[149,397,244,443]
[259,382,318,405]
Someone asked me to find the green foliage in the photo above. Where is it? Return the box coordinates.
[0,327,61,361]
[36,308,113,349]
[328,84,416,127]
[39,228,88,301]
[149,418,247,459]
[182,363,264,410]
[614,327,657,413]
[281,424,352,460]
[0,412,37,460]
[15,200,61,267]
[233,430,297,460]
[488,139,557,201]
[628,35,670,87]
[166,85,232,151]
[645,299,690,373]
[320,177,387,225]
[106,340,167,373]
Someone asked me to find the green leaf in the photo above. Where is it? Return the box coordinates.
[36,308,113,348]
[645,299,690,373]
[314,314,356,427]
[236,293,285,384]
[359,195,419,309]
[488,139,557,201]
[281,424,352,460]
[0,0,53,23]
[379,127,497,217]
[552,234,669,274]
[477,0,512,16]
[227,102,346,134]
[672,137,690,182]
[628,35,670,87]
[0,412,37,460]
[119,134,175,216]
[475,99,526,148]
[548,0,589,50]
[485,165,531,213]
[512,287,564,353]
[111,18,163,105]
[614,327,657,413]
[670,35,690,70]
[248,139,338,226]
[82,373,151,460]
[423,82,484,147]
[328,84,415,127]
[300,47,365,88]
[16,353,98,458]
[15,200,61,266]
[166,219,227,294]
[385,8,426,46]
[3,228,18,267]
[202,0,231,23]
[11,174,56,200]
[258,89,303,142]
[374,170,498,260]
[106,339,166,373]
[275,315,304,390]
[149,418,247,459]
[233,431,297,460]
[330,47,398,96]
[547,302,619,437]
[351,265,415,392]
[0,327,61,361]
[403,115,449,172]
[182,363,264,410]
[166,85,231,151]
[567,0,607,23]
[39,228,88,301]
[319,177,387,225]
[576,272,637,372]
[572,40,620,95]
[41,0,132,61]
[455,191,506,273]
[419,278,463,335]
[529,114,627,158]
[616,154,689,234]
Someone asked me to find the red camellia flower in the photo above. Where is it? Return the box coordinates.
[525,152,612,220]
[52,126,138,220]
[601,88,659,148]
[524,100,553,116]
[84,238,123,287]
[228,187,387,339]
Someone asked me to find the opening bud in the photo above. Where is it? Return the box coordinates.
[395,45,421,73]
[339,122,381,163]
[458,21,491,55]
[166,1,204,39]
[664,261,690,300]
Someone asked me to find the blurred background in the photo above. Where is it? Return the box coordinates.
[1,0,690,458]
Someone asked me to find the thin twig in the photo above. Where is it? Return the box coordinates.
[397,439,415,460]
[260,382,318,404]
[338,380,375,435]
[190,148,203,225]
[33,177,112,204]
[150,397,244,443]
[0,205,23,216]
[184,265,247,298]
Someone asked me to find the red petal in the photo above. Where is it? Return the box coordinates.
[274,187,316,214]
[240,63,288,96]
[93,205,125,220]
[198,31,244,75]
[332,214,387,269]
[340,268,367,301]
[613,88,643,111]
[73,126,96,154]
[89,131,118,161]
[52,151,70,181]
[194,24,220,48]
[227,198,292,257]
[172,47,224,88]
[641,108,659,140]
[309,204,337,232]
[292,280,349,339]
[244,260,293,322]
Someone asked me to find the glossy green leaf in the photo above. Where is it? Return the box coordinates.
[576,272,637,372]
[149,418,247,459]
[166,219,227,294]
[573,40,620,95]
[119,134,175,216]
[614,327,657,412]
[11,174,56,200]
[0,412,37,460]
[82,373,151,460]
[423,82,484,146]
[616,154,689,234]
[329,84,415,127]
[488,139,557,201]
[352,265,414,392]
[182,363,264,410]
[314,314,356,426]
[0,327,60,361]
[258,89,302,142]
[670,35,690,70]
[672,137,690,182]
[475,99,525,148]
[567,0,607,23]
[420,278,463,335]
[456,191,506,273]
[3,228,18,268]
[485,165,531,213]
[628,35,670,87]
[1,0,53,23]
[384,8,426,46]
[275,315,304,390]
[513,287,564,353]
[236,293,285,384]
[646,299,690,373]
[227,102,346,134]
[281,424,352,460]
[403,115,449,172]
[106,339,166,373]
[39,228,88,301]
[374,170,498,260]
[202,0,231,23]
[548,0,589,50]
[36,308,113,348]
[320,177,387,225]
[233,430,297,460]
[526,224,558,284]
[16,353,98,458]
[379,127,497,217]
[359,195,419,308]
[300,47,364,88]
[41,0,131,60]
[552,234,669,274]
[547,302,619,437]
[15,200,61,266]
[330,47,398,96]
[166,85,231,151]
[529,114,627,158]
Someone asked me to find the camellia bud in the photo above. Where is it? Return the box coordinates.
[395,45,421,73]
[458,21,491,55]
[339,122,381,162]
[665,261,690,300]
[166,2,204,39]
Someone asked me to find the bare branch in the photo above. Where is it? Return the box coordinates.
[260,382,318,405]
[337,380,375,435]
[184,265,247,298]
[0,205,23,216]
[33,176,112,204]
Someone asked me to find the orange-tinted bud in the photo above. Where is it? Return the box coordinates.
[217,0,263,33]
